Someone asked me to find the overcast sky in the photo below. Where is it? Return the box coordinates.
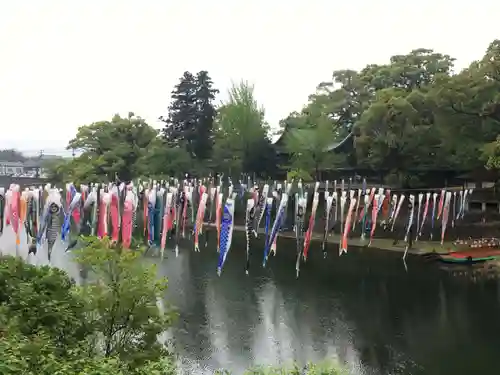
[0,1,498,156]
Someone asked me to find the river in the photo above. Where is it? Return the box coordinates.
[2,229,500,375]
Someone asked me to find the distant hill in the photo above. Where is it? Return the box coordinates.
[27,155,67,168]
[0,149,69,171]
[0,149,27,162]
[0,149,66,162]
[35,154,66,161]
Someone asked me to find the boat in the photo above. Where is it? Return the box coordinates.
[420,238,500,264]
[438,238,500,264]
[438,250,500,264]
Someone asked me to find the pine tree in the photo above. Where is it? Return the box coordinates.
[160,71,197,152]
[193,70,218,160]
[160,71,218,160]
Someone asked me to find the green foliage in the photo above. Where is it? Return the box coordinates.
[74,236,176,367]
[51,113,158,184]
[0,240,176,374]
[287,169,313,182]
[483,135,500,170]
[0,326,176,375]
[278,69,367,179]
[355,43,500,182]
[140,138,197,177]
[49,70,279,183]
[0,255,90,351]
[43,158,69,182]
[0,328,126,375]
[212,81,277,178]
[276,40,500,185]
[353,49,458,181]
[282,108,347,179]
[45,41,500,185]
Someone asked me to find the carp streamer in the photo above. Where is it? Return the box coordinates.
[264,193,288,267]
[245,198,255,274]
[217,198,235,276]
[0,178,474,278]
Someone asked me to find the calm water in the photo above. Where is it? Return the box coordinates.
[2,228,500,375]
[159,235,500,375]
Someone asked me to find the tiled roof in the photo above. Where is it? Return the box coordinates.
[325,132,354,151]
[274,129,354,152]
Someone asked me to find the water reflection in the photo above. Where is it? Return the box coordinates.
[253,279,294,366]
[0,226,82,282]
[163,235,500,375]
[438,260,500,282]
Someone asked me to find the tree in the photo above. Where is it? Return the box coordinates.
[194,70,219,160]
[0,149,26,162]
[281,95,348,179]
[443,40,500,123]
[316,69,368,134]
[161,71,197,149]
[278,69,371,177]
[440,40,500,172]
[62,113,158,183]
[0,252,176,374]
[0,327,125,375]
[161,71,218,160]
[276,42,500,186]
[354,87,443,186]
[75,237,176,369]
[351,49,456,174]
[45,158,72,183]
[139,138,196,177]
[0,255,91,352]
[348,49,471,185]
[360,49,455,91]
[212,81,277,178]
[0,325,175,375]
[42,39,500,185]
[483,135,500,170]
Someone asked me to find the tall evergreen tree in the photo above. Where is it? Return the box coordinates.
[160,71,197,151]
[160,70,218,160]
[194,70,218,160]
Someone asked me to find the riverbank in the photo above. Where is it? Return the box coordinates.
[203,222,451,255]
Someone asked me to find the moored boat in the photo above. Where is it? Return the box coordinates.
[438,238,500,264]
[438,250,500,264]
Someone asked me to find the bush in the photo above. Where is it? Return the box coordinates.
[0,255,90,351]
[287,169,314,182]
[0,244,176,375]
